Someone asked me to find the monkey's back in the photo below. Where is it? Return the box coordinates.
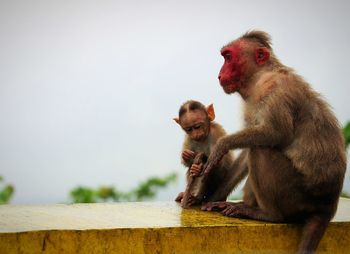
[281,74,347,187]
[245,71,346,218]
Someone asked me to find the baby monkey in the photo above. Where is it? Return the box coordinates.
[174,100,247,208]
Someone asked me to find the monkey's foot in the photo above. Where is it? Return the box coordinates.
[203,202,281,221]
[175,192,184,202]
[201,201,237,211]
[220,202,248,218]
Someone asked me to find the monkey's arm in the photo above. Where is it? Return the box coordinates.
[204,108,294,175]
[181,152,208,208]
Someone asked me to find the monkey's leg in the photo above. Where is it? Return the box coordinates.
[202,201,283,222]
[298,215,330,254]
[241,178,258,207]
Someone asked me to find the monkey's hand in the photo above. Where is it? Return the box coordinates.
[202,138,228,176]
[186,194,200,207]
[175,192,185,202]
[190,163,203,177]
[182,149,196,163]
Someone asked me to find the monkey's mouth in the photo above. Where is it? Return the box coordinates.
[221,82,241,94]
[192,135,206,142]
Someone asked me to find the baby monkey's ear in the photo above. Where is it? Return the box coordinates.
[206,104,215,121]
[173,118,180,125]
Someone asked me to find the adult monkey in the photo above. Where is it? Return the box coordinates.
[201,30,347,254]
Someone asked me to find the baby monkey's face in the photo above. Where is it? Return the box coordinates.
[180,110,210,142]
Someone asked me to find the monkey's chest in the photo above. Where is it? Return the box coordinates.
[243,104,264,127]
[189,143,211,156]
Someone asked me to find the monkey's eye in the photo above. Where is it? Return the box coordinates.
[193,124,202,130]
[223,53,232,61]
[184,127,193,132]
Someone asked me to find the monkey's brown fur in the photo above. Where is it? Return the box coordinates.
[202,31,347,254]
[174,100,247,208]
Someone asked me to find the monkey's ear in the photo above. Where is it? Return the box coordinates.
[173,118,180,125]
[206,104,215,121]
[255,47,270,66]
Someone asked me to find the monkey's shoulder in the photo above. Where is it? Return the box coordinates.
[210,122,227,138]
[252,70,311,107]
[245,71,306,125]
[252,71,282,103]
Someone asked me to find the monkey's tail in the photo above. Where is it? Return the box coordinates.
[298,215,330,254]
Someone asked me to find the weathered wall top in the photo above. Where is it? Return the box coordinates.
[0,199,349,253]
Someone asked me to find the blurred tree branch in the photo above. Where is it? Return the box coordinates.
[341,121,350,198]
[0,176,14,204]
[69,172,177,203]
[343,121,350,148]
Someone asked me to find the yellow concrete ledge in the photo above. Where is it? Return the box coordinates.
[0,199,350,254]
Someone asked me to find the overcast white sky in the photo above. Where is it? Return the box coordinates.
[1,0,349,204]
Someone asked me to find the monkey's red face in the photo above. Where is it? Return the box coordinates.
[180,111,210,142]
[218,43,246,94]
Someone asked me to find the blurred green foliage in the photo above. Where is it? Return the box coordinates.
[2,122,349,204]
[344,121,350,148]
[70,173,177,203]
[0,176,14,204]
[341,192,350,198]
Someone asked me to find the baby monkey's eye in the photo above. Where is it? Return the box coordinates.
[185,127,193,132]
[193,125,201,130]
